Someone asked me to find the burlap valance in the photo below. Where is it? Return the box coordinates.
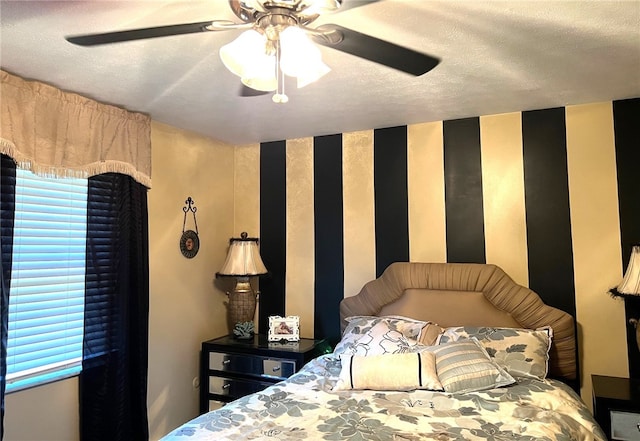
[0,70,151,187]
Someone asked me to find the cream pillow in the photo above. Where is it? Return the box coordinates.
[334,351,443,391]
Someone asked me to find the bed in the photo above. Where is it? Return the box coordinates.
[161,262,606,440]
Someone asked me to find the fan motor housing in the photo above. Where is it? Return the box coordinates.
[229,0,342,26]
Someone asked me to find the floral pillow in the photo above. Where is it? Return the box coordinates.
[437,326,553,380]
[333,321,420,357]
[333,315,427,357]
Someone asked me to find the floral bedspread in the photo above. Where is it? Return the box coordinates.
[160,355,606,441]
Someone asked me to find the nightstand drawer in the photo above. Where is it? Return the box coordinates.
[208,376,273,398]
[209,351,295,380]
[611,410,640,441]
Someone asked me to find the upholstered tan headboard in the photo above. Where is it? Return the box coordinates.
[340,262,577,383]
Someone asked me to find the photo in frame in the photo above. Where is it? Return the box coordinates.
[268,315,300,342]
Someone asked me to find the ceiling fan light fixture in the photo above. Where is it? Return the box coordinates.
[279,26,330,88]
[220,29,272,78]
[220,23,330,98]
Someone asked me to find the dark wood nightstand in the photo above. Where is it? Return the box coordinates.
[592,375,640,440]
[199,334,330,414]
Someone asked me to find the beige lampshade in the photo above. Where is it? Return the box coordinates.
[611,245,640,297]
[217,232,268,277]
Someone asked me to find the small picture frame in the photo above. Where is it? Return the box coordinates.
[268,315,300,342]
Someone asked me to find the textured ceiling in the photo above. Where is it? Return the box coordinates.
[1,0,639,145]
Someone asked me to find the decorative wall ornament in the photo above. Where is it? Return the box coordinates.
[180,197,200,258]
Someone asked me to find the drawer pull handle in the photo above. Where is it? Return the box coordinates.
[637,423,640,432]
[222,383,231,390]
[222,359,231,365]
[272,366,281,372]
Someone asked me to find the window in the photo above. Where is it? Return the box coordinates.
[5,169,88,392]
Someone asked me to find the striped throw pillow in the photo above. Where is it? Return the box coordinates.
[431,338,515,393]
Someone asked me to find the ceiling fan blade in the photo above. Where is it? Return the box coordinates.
[312,24,440,76]
[65,21,218,46]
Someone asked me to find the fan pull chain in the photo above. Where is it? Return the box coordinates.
[272,41,288,104]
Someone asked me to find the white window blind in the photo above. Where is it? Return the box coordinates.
[6,169,88,392]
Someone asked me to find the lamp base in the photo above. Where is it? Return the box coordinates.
[228,277,257,331]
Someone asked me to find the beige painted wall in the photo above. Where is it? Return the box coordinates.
[147,122,235,440]
[565,102,628,400]
[4,376,79,441]
[3,121,236,441]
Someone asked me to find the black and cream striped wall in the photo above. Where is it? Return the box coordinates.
[233,98,639,398]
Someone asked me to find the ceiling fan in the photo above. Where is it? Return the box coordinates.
[65,0,440,103]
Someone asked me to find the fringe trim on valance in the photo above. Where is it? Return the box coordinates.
[0,137,151,187]
[0,137,17,157]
